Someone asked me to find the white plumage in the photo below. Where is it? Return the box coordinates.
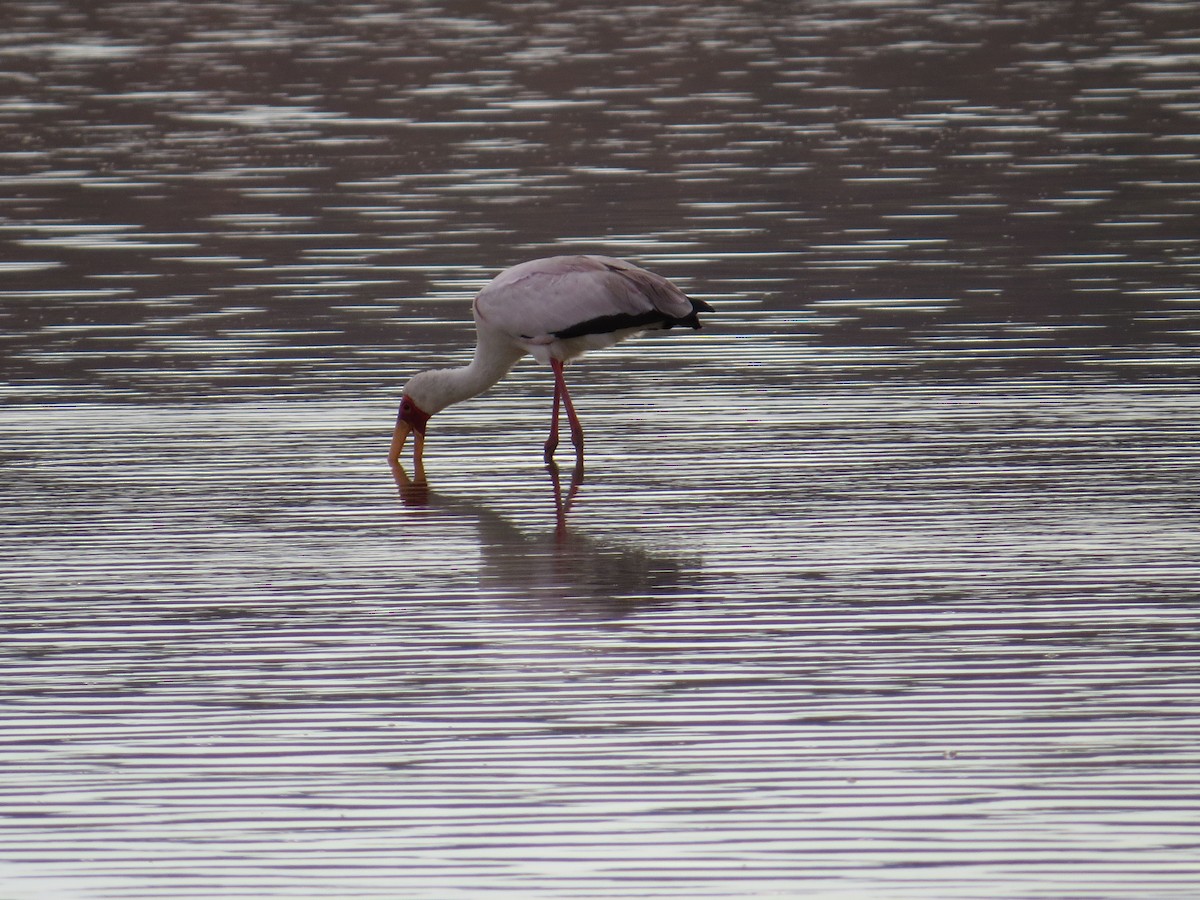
[389,255,712,466]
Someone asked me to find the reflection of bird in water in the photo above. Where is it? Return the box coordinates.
[391,460,699,619]
[390,255,713,467]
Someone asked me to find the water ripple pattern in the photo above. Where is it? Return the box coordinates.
[3,2,1200,898]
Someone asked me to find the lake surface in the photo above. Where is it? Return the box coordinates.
[3,2,1200,898]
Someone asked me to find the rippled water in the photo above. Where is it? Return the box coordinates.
[4,2,1200,898]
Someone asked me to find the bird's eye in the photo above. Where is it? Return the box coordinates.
[401,398,412,412]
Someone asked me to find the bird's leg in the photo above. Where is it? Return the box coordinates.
[551,358,585,458]
[546,456,585,535]
[544,368,562,461]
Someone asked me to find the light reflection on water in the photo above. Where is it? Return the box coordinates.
[3,0,1200,897]
[6,385,1200,898]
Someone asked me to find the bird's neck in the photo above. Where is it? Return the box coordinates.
[428,330,524,409]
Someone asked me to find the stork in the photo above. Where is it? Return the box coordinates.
[389,255,712,466]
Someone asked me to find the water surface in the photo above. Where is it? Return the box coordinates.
[3,2,1200,898]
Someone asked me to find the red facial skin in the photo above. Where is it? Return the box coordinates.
[398,395,431,434]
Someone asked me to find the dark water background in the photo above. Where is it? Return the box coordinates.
[3,2,1200,897]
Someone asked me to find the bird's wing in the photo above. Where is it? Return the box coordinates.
[475,256,693,341]
[594,256,695,318]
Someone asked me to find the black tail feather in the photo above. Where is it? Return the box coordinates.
[669,295,713,330]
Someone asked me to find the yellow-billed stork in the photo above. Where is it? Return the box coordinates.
[390,255,712,465]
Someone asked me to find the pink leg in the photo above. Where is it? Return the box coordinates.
[547,455,585,535]
[551,358,585,457]
[544,367,562,460]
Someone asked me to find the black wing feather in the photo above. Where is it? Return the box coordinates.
[552,296,712,340]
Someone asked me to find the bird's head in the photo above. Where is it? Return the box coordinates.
[389,393,430,468]
[399,393,432,432]
[388,373,441,466]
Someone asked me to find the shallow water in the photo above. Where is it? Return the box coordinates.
[4,2,1200,898]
